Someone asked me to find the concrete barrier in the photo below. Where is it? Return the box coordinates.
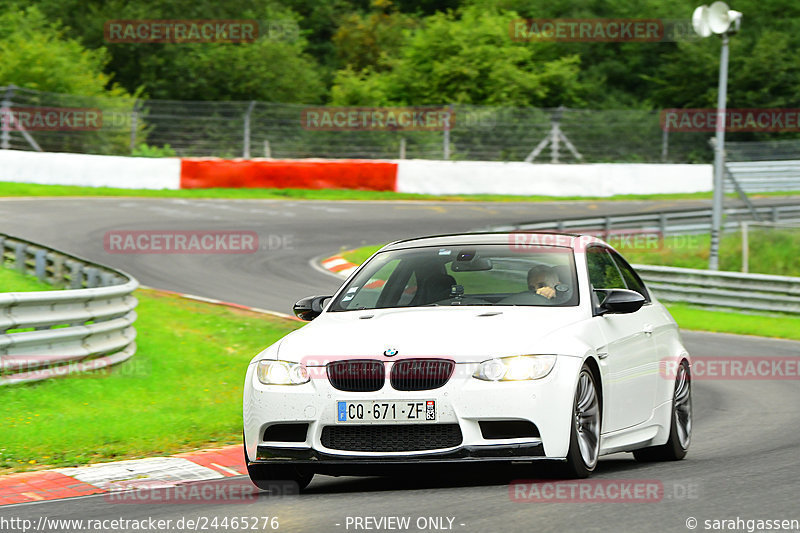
[0,150,713,196]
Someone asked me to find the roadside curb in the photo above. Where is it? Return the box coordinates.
[0,286,308,507]
[320,255,358,278]
[0,445,246,507]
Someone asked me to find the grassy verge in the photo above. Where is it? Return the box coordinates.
[665,303,800,341]
[0,268,58,292]
[1,271,304,473]
[4,180,800,203]
[619,229,800,277]
[336,244,800,341]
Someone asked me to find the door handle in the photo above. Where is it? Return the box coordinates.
[643,324,654,336]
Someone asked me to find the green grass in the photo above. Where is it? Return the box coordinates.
[4,180,800,203]
[618,229,800,277]
[1,283,304,473]
[0,267,58,292]
[665,303,800,341]
[341,245,382,265]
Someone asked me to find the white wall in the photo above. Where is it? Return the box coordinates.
[0,150,181,190]
[395,160,713,196]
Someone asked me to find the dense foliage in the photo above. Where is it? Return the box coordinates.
[2,0,798,111]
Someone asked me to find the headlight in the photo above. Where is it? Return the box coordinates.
[473,355,556,381]
[257,360,310,385]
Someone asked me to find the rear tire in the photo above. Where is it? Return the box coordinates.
[563,366,601,478]
[633,359,691,462]
[243,441,313,492]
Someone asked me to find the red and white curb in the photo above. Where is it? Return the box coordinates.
[320,254,388,288]
[0,445,246,506]
[320,255,359,278]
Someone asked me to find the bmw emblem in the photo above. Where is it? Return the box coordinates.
[384,348,398,357]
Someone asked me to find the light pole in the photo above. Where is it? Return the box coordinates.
[692,2,742,270]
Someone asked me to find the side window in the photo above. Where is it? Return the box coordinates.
[586,246,625,290]
[609,251,650,302]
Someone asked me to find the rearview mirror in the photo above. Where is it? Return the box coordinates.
[596,289,645,315]
[293,295,332,321]
[451,257,493,272]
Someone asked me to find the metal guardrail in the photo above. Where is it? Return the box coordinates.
[634,265,800,314]
[492,202,800,236]
[724,160,800,193]
[0,233,138,385]
[483,201,800,315]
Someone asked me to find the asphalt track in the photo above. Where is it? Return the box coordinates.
[1,197,799,533]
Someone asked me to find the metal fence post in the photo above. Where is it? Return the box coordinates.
[443,104,454,160]
[551,108,562,164]
[130,99,141,154]
[243,101,256,158]
[263,139,271,158]
[1,85,16,150]
[741,221,749,273]
[399,137,406,159]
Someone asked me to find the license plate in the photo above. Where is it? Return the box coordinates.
[336,400,436,423]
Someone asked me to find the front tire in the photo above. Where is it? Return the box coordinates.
[243,442,313,492]
[634,359,691,462]
[563,366,601,478]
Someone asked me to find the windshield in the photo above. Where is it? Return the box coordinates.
[329,244,579,311]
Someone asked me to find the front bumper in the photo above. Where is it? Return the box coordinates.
[255,442,547,464]
[243,355,583,465]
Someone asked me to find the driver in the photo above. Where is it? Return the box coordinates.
[527,265,561,300]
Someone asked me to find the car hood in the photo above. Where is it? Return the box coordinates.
[275,306,590,363]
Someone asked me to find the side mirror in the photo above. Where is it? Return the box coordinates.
[293,295,332,321]
[596,289,645,315]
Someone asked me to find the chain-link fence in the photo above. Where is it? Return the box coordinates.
[5,84,788,163]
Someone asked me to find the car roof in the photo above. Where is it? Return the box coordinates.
[381,231,605,251]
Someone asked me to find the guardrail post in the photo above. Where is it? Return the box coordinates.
[99,272,115,286]
[659,213,668,237]
[604,217,612,240]
[557,220,565,231]
[0,236,5,265]
[14,242,27,275]
[34,249,48,282]
[67,261,83,289]
[85,267,100,288]
[773,207,779,223]
[51,253,65,287]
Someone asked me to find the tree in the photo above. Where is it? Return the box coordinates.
[331,5,585,106]
[0,6,132,98]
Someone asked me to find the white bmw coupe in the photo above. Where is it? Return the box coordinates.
[243,232,692,489]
